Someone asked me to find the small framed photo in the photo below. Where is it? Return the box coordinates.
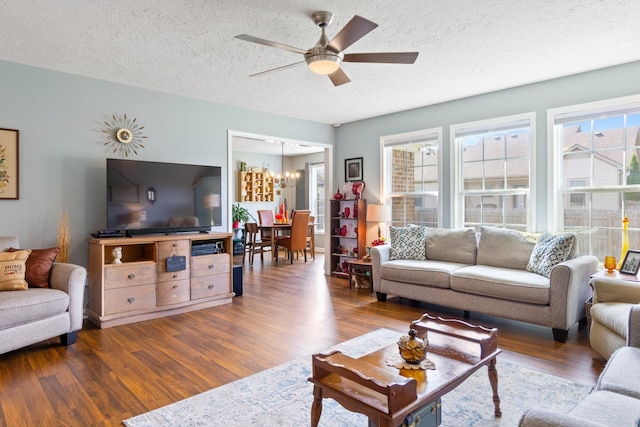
[0,128,19,200]
[620,249,640,275]
[345,157,363,182]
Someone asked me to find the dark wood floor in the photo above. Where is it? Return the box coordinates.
[0,253,605,426]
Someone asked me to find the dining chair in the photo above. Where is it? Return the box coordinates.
[307,215,315,260]
[275,211,311,264]
[257,209,275,247]
[243,222,270,265]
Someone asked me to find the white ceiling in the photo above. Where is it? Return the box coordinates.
[1,1,640,125]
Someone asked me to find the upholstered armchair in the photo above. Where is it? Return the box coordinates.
[589,276,640,359]
[519,305,640,426]
[0,236,87,354]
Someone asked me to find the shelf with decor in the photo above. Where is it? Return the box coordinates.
[330,198,366,278]
[238,170,274,202]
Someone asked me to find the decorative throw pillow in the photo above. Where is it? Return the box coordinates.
[526,233,575,278]
[8,247,59,288]
[390,226,427,260]
[0,249,32,291]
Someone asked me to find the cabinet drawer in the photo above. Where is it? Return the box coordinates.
[191,274,231,300]
[191,253,230,277]
[104,263,156,289]
[157,279,190,306]
[105,284,156,315]
[157,241,190,282]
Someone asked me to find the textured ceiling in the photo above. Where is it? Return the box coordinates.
[1,1,640,125]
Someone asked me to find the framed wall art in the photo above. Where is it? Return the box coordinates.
[620,249,640,275]
[0,128,19,200]
[345,157,363,182]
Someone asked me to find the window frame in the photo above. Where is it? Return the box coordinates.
[451,112,536,231]
[380,128,443,228]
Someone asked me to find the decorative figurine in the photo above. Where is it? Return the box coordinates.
[111,246,123,264]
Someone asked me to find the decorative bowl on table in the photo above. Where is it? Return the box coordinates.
[397,329,428,364]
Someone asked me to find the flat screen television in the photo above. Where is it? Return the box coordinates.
[106,159,222,236]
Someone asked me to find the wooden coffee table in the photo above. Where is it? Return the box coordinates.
[309,313,501,427]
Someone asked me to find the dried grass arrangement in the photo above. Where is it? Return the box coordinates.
[57,210,70,263]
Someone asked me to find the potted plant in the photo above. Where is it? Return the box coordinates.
[232,204,255,229]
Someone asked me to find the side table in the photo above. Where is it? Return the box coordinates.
[347,259,373,294]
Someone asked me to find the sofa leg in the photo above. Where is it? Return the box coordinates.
[376,292,387,302]
[60,331,78,346]
[463,310,470,319]
[552,328,568,343]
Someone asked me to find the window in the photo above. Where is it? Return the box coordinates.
[309,162,325,233]
[382,129,441,228]
[452,113,535,231]
[549,95,640,259]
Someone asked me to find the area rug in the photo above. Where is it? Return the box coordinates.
[124,328,592,426]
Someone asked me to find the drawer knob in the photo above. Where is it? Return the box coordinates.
[172,274,177,279]
[208,264,215,270]
[208,284,215,289]
[127,273,136,280]
[127,296,136,304]
[172,285,178,289]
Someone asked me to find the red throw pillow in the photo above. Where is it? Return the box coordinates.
[8,247,59,288]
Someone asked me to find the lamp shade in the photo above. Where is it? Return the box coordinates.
[203,193,221,208]
[366,204,390,223]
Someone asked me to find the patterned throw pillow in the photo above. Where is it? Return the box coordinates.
[526,233,575,278]
[0,249,32,291]
[390,226,426,260]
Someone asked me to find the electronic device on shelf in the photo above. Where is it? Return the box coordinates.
[91,230,124,238]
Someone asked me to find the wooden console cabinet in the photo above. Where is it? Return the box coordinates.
[87,233,234,328]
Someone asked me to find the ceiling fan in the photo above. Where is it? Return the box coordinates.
[235,11,419,86]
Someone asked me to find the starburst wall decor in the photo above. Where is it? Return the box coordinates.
[103,113,147,157]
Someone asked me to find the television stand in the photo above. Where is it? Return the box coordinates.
[87,232,234,328]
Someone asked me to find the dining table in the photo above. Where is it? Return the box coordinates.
[257,222,292,258]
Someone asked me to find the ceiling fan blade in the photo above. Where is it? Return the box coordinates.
[343,52,419,64]
[249,61,306,77]
[235,34,308,55]
[327,15,378,53]
[328,68,351,86]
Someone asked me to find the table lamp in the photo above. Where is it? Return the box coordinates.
[366,204,390,239]
[203,193,221,225]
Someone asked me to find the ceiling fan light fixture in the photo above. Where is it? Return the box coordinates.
[306,48,342,75]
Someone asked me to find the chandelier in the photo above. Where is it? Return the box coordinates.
[271,141,300,188]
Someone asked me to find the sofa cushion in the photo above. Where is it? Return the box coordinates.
[380,260,467,289]
[568,390,640,426]
[390,226,426,260]
[0,288,69,329]
[450,265,550,304]
[526,233,575,278]
[8,247,59,288]
[596,346,640,400]
[425,228,477,265]
[476,226,537,270]
[0,249,31,291]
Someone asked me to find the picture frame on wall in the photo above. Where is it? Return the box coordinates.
[0,128,19,200]
[345,157,363,182]
[620,249,640,275]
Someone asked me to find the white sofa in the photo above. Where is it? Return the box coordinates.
[372,226,598,342]
[0,236,87,354]
[519,305,640,426]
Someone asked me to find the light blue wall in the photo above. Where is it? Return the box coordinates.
[335,61,640,231]
[0,60,333,265]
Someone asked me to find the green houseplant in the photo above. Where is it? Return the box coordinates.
[232,204,255,229]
